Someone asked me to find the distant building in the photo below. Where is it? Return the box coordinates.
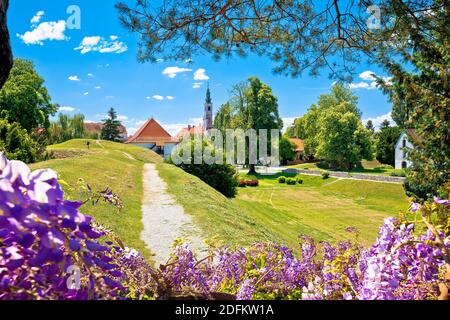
[289,138,305,160]
[84,122,128,141]
[124,118,178,158]
[395,129,420,169]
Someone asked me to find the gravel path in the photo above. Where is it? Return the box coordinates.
[141,164,206,266]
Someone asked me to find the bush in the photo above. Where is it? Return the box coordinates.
[277,176,286,183]
[239,179,259,187]
[0,118,37,163]
[321,170,330,179]
[376,164,394,170]
[296,175,304,184]
[286,177,297,185]
[177,163,239,197]
[390,170,406,177]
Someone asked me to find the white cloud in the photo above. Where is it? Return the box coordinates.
[30,11,45,25]
[87,73,94,77]
[117,115,128,121]
[349,71,393,90]
[83,92,89,96]
[362,112,394,131]
[359,70,376,81]
[68,75,80,81]
[128,127,139,135]
[166,96,175,100]
[59,106,76,113]
[282,117,296,132]
[152,95,164,101]
[193,68,210,81]
[95,86,101,89]
[17,20,67,45]
[75,36,128,54]
[193,82,202,89]
[156,58,164,62]
[162,66,193,78]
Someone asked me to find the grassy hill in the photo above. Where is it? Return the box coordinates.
[30,139,162,260]
[29,139,409,258]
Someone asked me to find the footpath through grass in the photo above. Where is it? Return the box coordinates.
[30,139,162,260]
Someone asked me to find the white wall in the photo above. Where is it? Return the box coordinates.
[394,132,414,169]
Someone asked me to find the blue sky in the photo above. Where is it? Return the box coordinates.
[9,0,393,136]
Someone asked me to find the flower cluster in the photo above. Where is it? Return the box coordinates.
[0,153,154,299]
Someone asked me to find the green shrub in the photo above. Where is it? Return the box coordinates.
[376,164,394,170]
[296,176,304,184]
[277,176,286,183]
[390,170,406,177]
[0,118,37,163]
[321,170,330,179]
[286,178,297,185]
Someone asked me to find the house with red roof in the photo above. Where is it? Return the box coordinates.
[125,118,178,158]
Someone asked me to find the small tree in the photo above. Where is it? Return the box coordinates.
[101,108,122,142]
[366,120,375,133]
[376,125,401,166]
[279,136,296,165]
[0,118,37,163]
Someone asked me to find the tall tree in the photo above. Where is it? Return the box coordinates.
[0,0,12,89]
[0,59,58,132]
[366,120,375,133]
[380,119,391,131]
[233,77,283,174]
[101,108,122,142]
[375,125,402,167]
[376,1,449,201]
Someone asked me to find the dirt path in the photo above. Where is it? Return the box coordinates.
[141,163,206,265]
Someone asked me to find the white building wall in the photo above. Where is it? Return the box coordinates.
[394,132,414,169]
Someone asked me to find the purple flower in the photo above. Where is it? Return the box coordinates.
[433,196,450,205]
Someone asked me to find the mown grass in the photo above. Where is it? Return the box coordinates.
[30,139,161,260]
[158,163,409,250]
[234,173,408,248]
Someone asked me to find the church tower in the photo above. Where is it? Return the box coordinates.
[203,83,213,130]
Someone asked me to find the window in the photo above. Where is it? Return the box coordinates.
[403,139,406,148]
[402,161,407,169]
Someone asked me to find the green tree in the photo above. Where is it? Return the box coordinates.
[101,108,122,142]
[376,1,449,201]
[376,126,401,166]
[279,136,296,165]
[316,103,373,170]
[0,118,37,163]
[379,119,391,131]
[366,120,375,133]
[213,102,234,135]
[0,58,58,132]
[49,113,86,144]
[228,77,283,174]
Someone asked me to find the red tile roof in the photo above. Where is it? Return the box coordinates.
[289,138,305,152]
[175,125,205,140]
[125,118,177,144]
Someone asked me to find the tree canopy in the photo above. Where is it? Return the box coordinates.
[0,0,12,89]
[101,108,123,142]
[375,124,401,166]
[0,59,58,132]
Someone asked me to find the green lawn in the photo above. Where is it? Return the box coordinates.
[287,159,406,177]
[234,173,409,248]
[30,139,162,260]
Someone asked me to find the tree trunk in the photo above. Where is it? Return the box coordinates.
[247,164,257,175]
[0,0,12,90]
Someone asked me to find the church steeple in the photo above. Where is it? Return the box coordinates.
[203,83,213,130]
